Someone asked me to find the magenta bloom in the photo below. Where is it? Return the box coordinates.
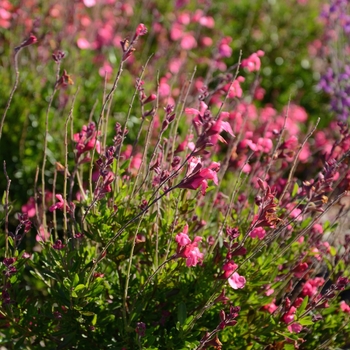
[249,227,266,240]
[52,240,65,250]
[288,322,303,333]
[262,300,278,314]
[175,224,204,267]
[175,224,191,246]
[36,225,50,242]
[178,157,220,195]
[241,50,264,72]
[228,272,246,289]
[340,301,350,313]
[73,123,101,158]
[21,197,36,218]
[49,194,70,213]
[282,306,296,324]
[135,23,148,36]
[222,261,238,279]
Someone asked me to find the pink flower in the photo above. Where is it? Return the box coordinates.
[199,16,215,28]
[178,157,220,195]
[175,224,191,246]
[99,62,113,79]
[185,246,204,267]
[36,225,50,242]
[77,37,91,50]
[135,23,147,37]
[288,323,303,333]
[22,197,36,218]
[302,278,325,297]
[249,227,266,240]
[282,306,296,324]
[241,50,264,72]
[175,224,204,267]
[225,76,245,98]
[218,37,232,58]
[340,301,350,313]
[73,123,101,158]
[49,194,70,213]
[262,300,278,314]
[222,261,238,278]
[83,0,96,7]
[180,33,197,50]
[265,287,274,296]
[256,137,273,153]
[293,262,308,278]
[228,272,246,289]
[52,240,65,250]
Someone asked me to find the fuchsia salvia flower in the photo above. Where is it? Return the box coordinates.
[302,277,325,297]
[52,240,65,250]
[249,227,266,240]
[222,261,246,289]
[228,272,246,289]
[288,322,303,333]
[262,300,278,314]
[241,50,265,72]
[340,301,350,313]
[178,157,220,195]
[73,122,101,158]
[175,224,204,267]
[135,23,148,37]
[36,225,50,242]
[49,194,71,213]
[21,197,36,218]
[226,76,245,98]
[292,262,309,278]
[282,306,296,324]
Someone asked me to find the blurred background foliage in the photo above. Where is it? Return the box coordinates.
[0,0,330,208]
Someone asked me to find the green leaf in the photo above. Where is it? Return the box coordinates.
[177,301,187,325]
[329,246,337,256]
[81,311,95,316]
[92,313,97,326]
[298,316,314,326]
[74,284,86,292]
[296,296,308,316]
[292,182,299,197]
[72,273,79,287]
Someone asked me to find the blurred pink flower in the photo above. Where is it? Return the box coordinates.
[226,76,245,98]
[228,272,246,289]
[218,37,232,58]
[249,227,266,240]
[262,300,278,313]
[282,306,296,324]
[22,197,36,218]
[340,301,350,313]
[199,16,215,28]
[135,23,147,36]
[77,38,91,49]
[83,0,96,7]
[288,323,303,333]
[241,50,264,72]
[181,33,197,50]
[49,194,70,213]
[175,224,191,246]
[36,225,50,242]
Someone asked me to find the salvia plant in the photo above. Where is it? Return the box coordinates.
[0,1,349,349]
